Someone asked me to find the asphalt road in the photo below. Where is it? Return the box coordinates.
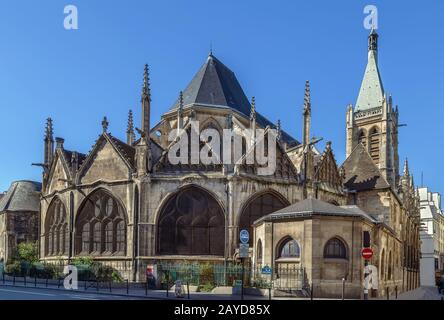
[0,286,148,300]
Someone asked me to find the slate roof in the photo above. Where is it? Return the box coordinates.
[0,181,41,213]
[255,198,376,224]
[62,149,87,170]
[341,143,390,192]
[108,134,136,168]
[170,54,299,146]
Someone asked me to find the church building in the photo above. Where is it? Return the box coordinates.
[38,30,420,298]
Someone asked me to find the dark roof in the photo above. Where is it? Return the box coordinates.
[171,54,299,146]
[62,149,87,170]
[341,143,390,192]
[255,198,376,224]
[0,181,41,213]
[108,134,136,167]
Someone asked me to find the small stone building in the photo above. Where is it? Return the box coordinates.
[0,181,41,263]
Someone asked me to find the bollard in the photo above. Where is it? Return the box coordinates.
[187,281,190,300]
[13,275,15,285]
[386,287,389,300]
[166,273,169,297]
[395,286,398,299]
[126,279,129,295]
[310,283,314,300]
[145,279,148,296]
[341,278,345,300]
[269,287,272,300]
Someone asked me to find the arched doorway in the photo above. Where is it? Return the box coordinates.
[75,189,127,256]
[157,186,225,256]
[239,191,289,240]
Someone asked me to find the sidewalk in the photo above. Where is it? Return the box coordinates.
[0,278,277,300]
[387,287,444,301]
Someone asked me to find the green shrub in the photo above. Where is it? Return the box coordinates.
[200,263,214,285]
[16,242,39,264]
[199,282,215,292]
[5,261,21,275]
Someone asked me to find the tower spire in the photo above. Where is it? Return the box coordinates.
[127,109,135,145]
[141,64,151,136]
[403,158,410,177]
[302,80,311,146]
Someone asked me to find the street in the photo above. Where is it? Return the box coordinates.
[0,286,148,300]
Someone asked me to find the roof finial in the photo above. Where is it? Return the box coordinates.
[304,80,311,112]
[102,116,109,133]
[403,158,410,177]
[127,110,135,145]
[209,41,213,56]
[178,91,184,114]
[142,64,151,99]
[368,28,378,52]
[276,119,282,141]
[250,96,256,121]
[45,118,54,140]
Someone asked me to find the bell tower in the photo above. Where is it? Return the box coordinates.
[346,30,400,188]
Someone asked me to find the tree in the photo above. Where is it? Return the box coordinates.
[16,242,39,264]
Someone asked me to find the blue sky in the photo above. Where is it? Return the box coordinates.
[0,0,443,194]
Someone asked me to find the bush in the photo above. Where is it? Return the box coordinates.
[29,263,57,279]
[199,283,215,292]
[16,242,39,264]
[5,261,21,276]
[200,263,214,285]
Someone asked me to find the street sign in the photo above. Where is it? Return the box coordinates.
[261,265,272,275]
[361,247,373,260]
[240,229,249,244]
[239,243,249,258]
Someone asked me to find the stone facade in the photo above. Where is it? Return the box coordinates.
[36,30,420,300]
[0,181,41,263]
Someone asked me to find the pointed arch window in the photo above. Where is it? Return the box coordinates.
[44,198,69,257]
[358,130,367,148]
[75,190,127,256]
[278,238,301,259]
[257,239,263,264]
[369,127,380,164]
[324,238,347,259]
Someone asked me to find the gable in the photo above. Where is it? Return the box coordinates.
[47,156,69,194]
[79,140,131,184]
[314,148,342,187]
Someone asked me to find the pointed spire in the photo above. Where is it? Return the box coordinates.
[302,81,311,146]
[177,91,184,136]
[141,64,151,135]
[403,158,410,177]
[102,116,109,133]
[126,110,135,145]
[178,91,184,114]
[250,96,256,121]
[303,80,311,113]
[44,118,54,168]
[276,119,282,142]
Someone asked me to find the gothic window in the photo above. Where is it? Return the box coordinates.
[278,238,301,259]
[157,186,225,256]
[257,239,263,264]
[369,127,380,164]
[388,251,393,280]
[104,221,113,252]
[75,189,127,256]
[82,223,90,253]
[324,237,347,259]
[240,192,289,241]
[45,198,68,257]
[358,130,367,148]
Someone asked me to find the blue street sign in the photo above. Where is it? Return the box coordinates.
[261,266,272,275]
[240,229,249,244]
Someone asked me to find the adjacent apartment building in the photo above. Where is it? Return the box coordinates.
[418,187,444,286]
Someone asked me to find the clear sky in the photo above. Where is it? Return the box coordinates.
[0,0,443,194]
